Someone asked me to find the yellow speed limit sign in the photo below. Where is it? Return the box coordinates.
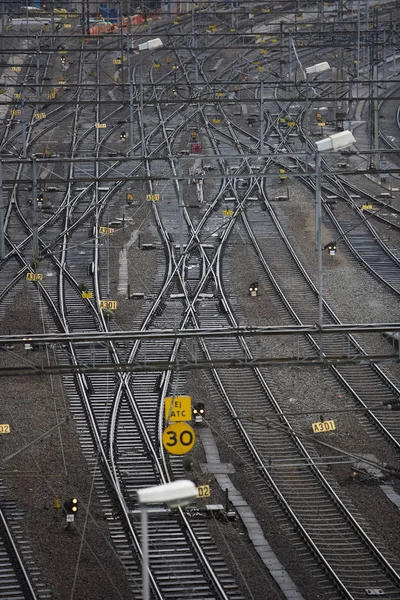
[162,423,196,455]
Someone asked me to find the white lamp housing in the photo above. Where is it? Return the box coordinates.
[137,480,197,508]
[305,62,331,75]
[138,38,163,51]
[315,130,356,152]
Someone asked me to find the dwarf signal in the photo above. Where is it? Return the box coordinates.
[64,497,79,521]
[325,241,337,256]
[249,282,258,297]
[193,403,205,423]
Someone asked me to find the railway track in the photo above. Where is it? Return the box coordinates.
[0,3,400,599]
[0,490,50,600]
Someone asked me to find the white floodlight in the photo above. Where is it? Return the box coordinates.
[314,129,356,359]
[138,38,163,51]
[305,61,330,75]
[137,480,197,507]
[138,480,197,600]
[315,130,356,152]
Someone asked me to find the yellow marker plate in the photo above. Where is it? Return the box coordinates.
[197,485,211,497]
[312,419,336,433]
[100,300,117,310]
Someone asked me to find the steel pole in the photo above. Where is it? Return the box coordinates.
[118,1,124,89]
[140,57,145,158]
[35,36,40,102]
[107,230,110,297]
[0,160,4,260]
[32,158,39,259]
[260,80,264,154]
[127,33,134,154]
[50,0,54,49]
[279,22,284,80]
[373,64,379,169]
[305,72,309,155]
[356,0,361,94]
[21,86,27,159]
[382,33,387,89]
[141,504,149,600]
[316,150,323,358]
[178,157,184,255]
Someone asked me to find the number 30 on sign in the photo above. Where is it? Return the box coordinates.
[162,422,196,455]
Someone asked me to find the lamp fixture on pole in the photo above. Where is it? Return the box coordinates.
[137,480,197,600]
[314,130,356,357]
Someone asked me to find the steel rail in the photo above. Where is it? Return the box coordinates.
[0,507,39,600]
[197,88,400,593]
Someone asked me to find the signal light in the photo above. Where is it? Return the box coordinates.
[193,403,205,423]
[249,282,258,297]
[120,131,126,141]
[64,497,78,515]
[325,241,337,256]
[37,193,44,203]
[23,335,33,351]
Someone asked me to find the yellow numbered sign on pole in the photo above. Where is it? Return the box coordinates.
[162,423,195,455]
